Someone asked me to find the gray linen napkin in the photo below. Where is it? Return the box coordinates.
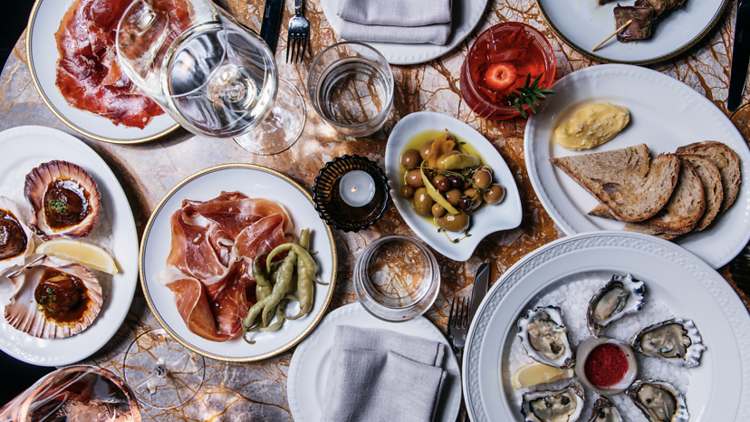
[335,0,452,45]
[321,326,447,422]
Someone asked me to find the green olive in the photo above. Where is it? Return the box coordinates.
[400,149,422,170]
[412,187,434,216]
[464,188,482,210]
[431,203,446,218]
[406,169,424,188]
[400,185,416,199]
[445,189,462,206]
[419,141,434,160]
[436,210,470,232]
[483,184,505,205]
[472,169,492,190]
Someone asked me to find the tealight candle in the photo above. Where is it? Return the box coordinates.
[339,170,376,207]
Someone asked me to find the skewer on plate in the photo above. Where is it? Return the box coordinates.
[591,20,632,52]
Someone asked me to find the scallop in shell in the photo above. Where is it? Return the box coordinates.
[587,274,645,337]
[521,380,585,422]
[518,306,575,368]
[4,256,102,339]
[630,318,706,368]
[626,380,689,422]
[588,396,623,422]
[24,160,101,240]
[0,196,34,274]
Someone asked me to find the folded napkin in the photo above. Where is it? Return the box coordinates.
[321,325,447,422]
[335,0,452,45]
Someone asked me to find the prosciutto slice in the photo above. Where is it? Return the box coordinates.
[54,0,169,128]
[160,192,292,342]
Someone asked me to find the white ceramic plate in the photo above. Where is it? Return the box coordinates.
[27,0,179,143]
[319,0,488,65]
[288,303,462,422]
[385,112,522,262]
[0,126,139,366]
[463,231,750,422]
[525,64,750,269]
[140,165,337,362]
[537,0,729,64]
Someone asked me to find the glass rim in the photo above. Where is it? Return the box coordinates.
[307,41,395,131]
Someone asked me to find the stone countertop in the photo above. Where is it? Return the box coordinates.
[1,0,749,420]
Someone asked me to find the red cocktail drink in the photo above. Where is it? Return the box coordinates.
[460,23,555,120]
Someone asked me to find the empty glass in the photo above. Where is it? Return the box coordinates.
[307,42,394,137]
[116,0,305,155]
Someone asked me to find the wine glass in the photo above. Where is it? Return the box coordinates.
[116,0,305,155]
[122,328,206,410]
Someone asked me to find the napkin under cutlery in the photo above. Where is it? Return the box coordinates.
[335,0,452,45]
[321,325,447,422]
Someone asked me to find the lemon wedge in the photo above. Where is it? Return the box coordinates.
[36,239,119,274]
[512,362,574,390]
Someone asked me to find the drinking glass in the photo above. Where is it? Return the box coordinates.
[460,22,555,120]
[116,0,305,155]
[307,42,394,137]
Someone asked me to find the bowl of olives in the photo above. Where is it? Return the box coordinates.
[385,112,522,261]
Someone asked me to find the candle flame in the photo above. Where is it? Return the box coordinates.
[351,187,357,193]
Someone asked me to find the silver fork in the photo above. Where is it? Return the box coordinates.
[447,297,469,422]
[286,0,310,63]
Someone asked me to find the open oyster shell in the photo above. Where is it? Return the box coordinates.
[588,396,623,422]
[630,318,706,368]
[521,380,585,422]
[518,306,575,368]
[0,196,34,274]
[626,380,689,422]
[587,274,645,337]
[4,256,102,339]
[24,160,101,240]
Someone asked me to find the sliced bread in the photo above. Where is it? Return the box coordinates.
[589,159,706,236]
[676,141,740,212]
[550,144,680,222]
[678,154,723,231]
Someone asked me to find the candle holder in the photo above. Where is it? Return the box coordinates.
[313,155,390,232]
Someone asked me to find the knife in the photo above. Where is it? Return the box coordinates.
[728,0,750,111]
[468,263,490,324]
[260,0,284,53]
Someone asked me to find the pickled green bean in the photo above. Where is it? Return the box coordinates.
[285,254,313,320]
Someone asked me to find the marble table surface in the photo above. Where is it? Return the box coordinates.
[1,0,749,420]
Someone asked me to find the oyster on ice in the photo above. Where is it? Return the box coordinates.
[521,380,585,422]
[630,318,706,367]
[587,274,645,337]
[24,160,101,240]
[518,306,575,368]
[627,380,689,422]
[588,396,623,422]
[4,256,102,339]
[0,196,34,273]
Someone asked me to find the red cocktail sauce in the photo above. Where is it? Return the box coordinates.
[584,343,629,388]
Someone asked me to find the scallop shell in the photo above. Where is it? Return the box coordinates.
[518,306,576,368]
[626,380,689,422]
[521,380,585,422]
[24,160,101,240]
[630,318,706,368]
[0,196,34,274]
[4,256,102,339]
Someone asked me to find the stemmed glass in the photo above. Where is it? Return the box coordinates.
[116,0,305,155]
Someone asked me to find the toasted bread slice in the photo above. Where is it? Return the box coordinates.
[589,159,706,236]
[550,144,680,222]
[678,155,723,231]
[676,141,740,212]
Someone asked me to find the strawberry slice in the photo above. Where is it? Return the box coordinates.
[484,62,517,91]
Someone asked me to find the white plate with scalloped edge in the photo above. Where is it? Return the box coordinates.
[385,112,522,262]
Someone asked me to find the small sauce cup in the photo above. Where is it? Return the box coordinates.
[575,336,638,395]
[353,236,440,322]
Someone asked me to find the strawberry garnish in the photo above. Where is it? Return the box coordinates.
[484,62,517,91]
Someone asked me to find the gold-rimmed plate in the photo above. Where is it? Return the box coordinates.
[26,0,179,144]
[139,164,337,362]
[536,0,730,64]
